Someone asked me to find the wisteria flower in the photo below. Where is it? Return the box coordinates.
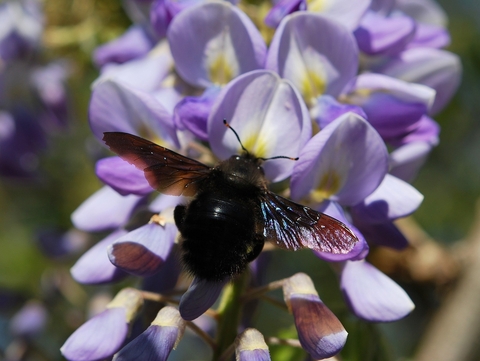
[266,12,358,107]
[61,288,143,361]
[61,0,462,359]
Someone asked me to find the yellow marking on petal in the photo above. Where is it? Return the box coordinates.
[342,88,374,105]
[311,171,341,202]
[107,288,143,322]
[307,0,327,12]
[209,54,234,85]
[243,133,269,159]
[136,124,169,148]
[301,70,326,107]
[236,329,269,352]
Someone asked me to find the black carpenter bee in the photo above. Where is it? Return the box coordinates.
[103,121,358,282]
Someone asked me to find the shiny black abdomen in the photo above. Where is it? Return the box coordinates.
[175,183,265,281]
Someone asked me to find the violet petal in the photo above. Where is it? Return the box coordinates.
[179,277,227,321]
[208,69,311,182]
[350,174,424,224]
[266,12,358,103]
[341,260,415,322]
[108,222,176,277]
[71,186,143,232]
[290,294,347,359]
[389,141,433,182]
[291,112,388,206]
[71,230,129,285]
[167,1,266,87]
[93,25,154,67]
[96,156,153,196]
[61,307,128,361]
[89,79,178,148]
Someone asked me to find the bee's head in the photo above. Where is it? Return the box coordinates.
[223,119,299,165]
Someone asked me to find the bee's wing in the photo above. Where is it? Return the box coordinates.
[259,191,358,254]
[103,132,212,197]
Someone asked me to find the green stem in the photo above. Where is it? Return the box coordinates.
[212,271,249,361]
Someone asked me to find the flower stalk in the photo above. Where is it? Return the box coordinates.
[213,270,250,361]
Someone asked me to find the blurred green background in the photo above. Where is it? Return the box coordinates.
[0,0,479,360]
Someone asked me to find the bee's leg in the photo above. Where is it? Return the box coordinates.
[173,205,186,232]
[245,235,265,263]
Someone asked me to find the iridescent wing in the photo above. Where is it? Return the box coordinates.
[259,191,358,254]
[103,132,212,197]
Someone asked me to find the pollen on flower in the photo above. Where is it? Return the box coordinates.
[306,0,327,14]
[209,54,234,85]
[311,171,342,202]
[342,88,373,106]
[301,70,326,107]
[243,133,269,159]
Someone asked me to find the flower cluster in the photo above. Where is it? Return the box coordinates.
[64,0,461,359]
[0,0,70,180]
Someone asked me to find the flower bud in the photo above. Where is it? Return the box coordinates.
[283,273,347,359]
[61,288,143,361]
[235,328,271,361]
[113,306,186,361]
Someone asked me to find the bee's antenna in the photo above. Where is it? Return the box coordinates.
[223,119,249,153]
[258,155,299,161]
[223,119,299,161]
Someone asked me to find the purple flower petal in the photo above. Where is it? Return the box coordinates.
[340,260,415,321]
[173,85,221,141]
[167,1,266,87]
[396,0,447,27]
[30,61,70,129]
[151,0,216,38]
[89,79,178,147]
[142,245,183,293]
[114,325,177,361]
[345,73,435,141]
[208,70,310,182]
[264,0,305,28]
[266,13,358,103]
[350,174,423,224]
[61,307,129,361]
[388,115,440,148]
[0,108,46,179]
[149,194,185,213]
[95,41,174,93]
[71,186,144,232]
[283,273,347,359]
[389,141,433,182]
[179,277,227,321]
[96,156,154,196]
[235,328,271,361]
[150,0,172,39]
[291,112,388,206]
[311,95,366,129]
[113,306,186,361]
[407,23,450,49]
[0,1,43,61]
[378,47,461,115]
[0,111,15,141]
[71,230,129,284]
[36,228,89,259]
[354,11,416,56]
[93,25,155,67]
[10,301,47,337]
[352,219,409,250]
[108,222,176,277]
[305,0,370,30]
